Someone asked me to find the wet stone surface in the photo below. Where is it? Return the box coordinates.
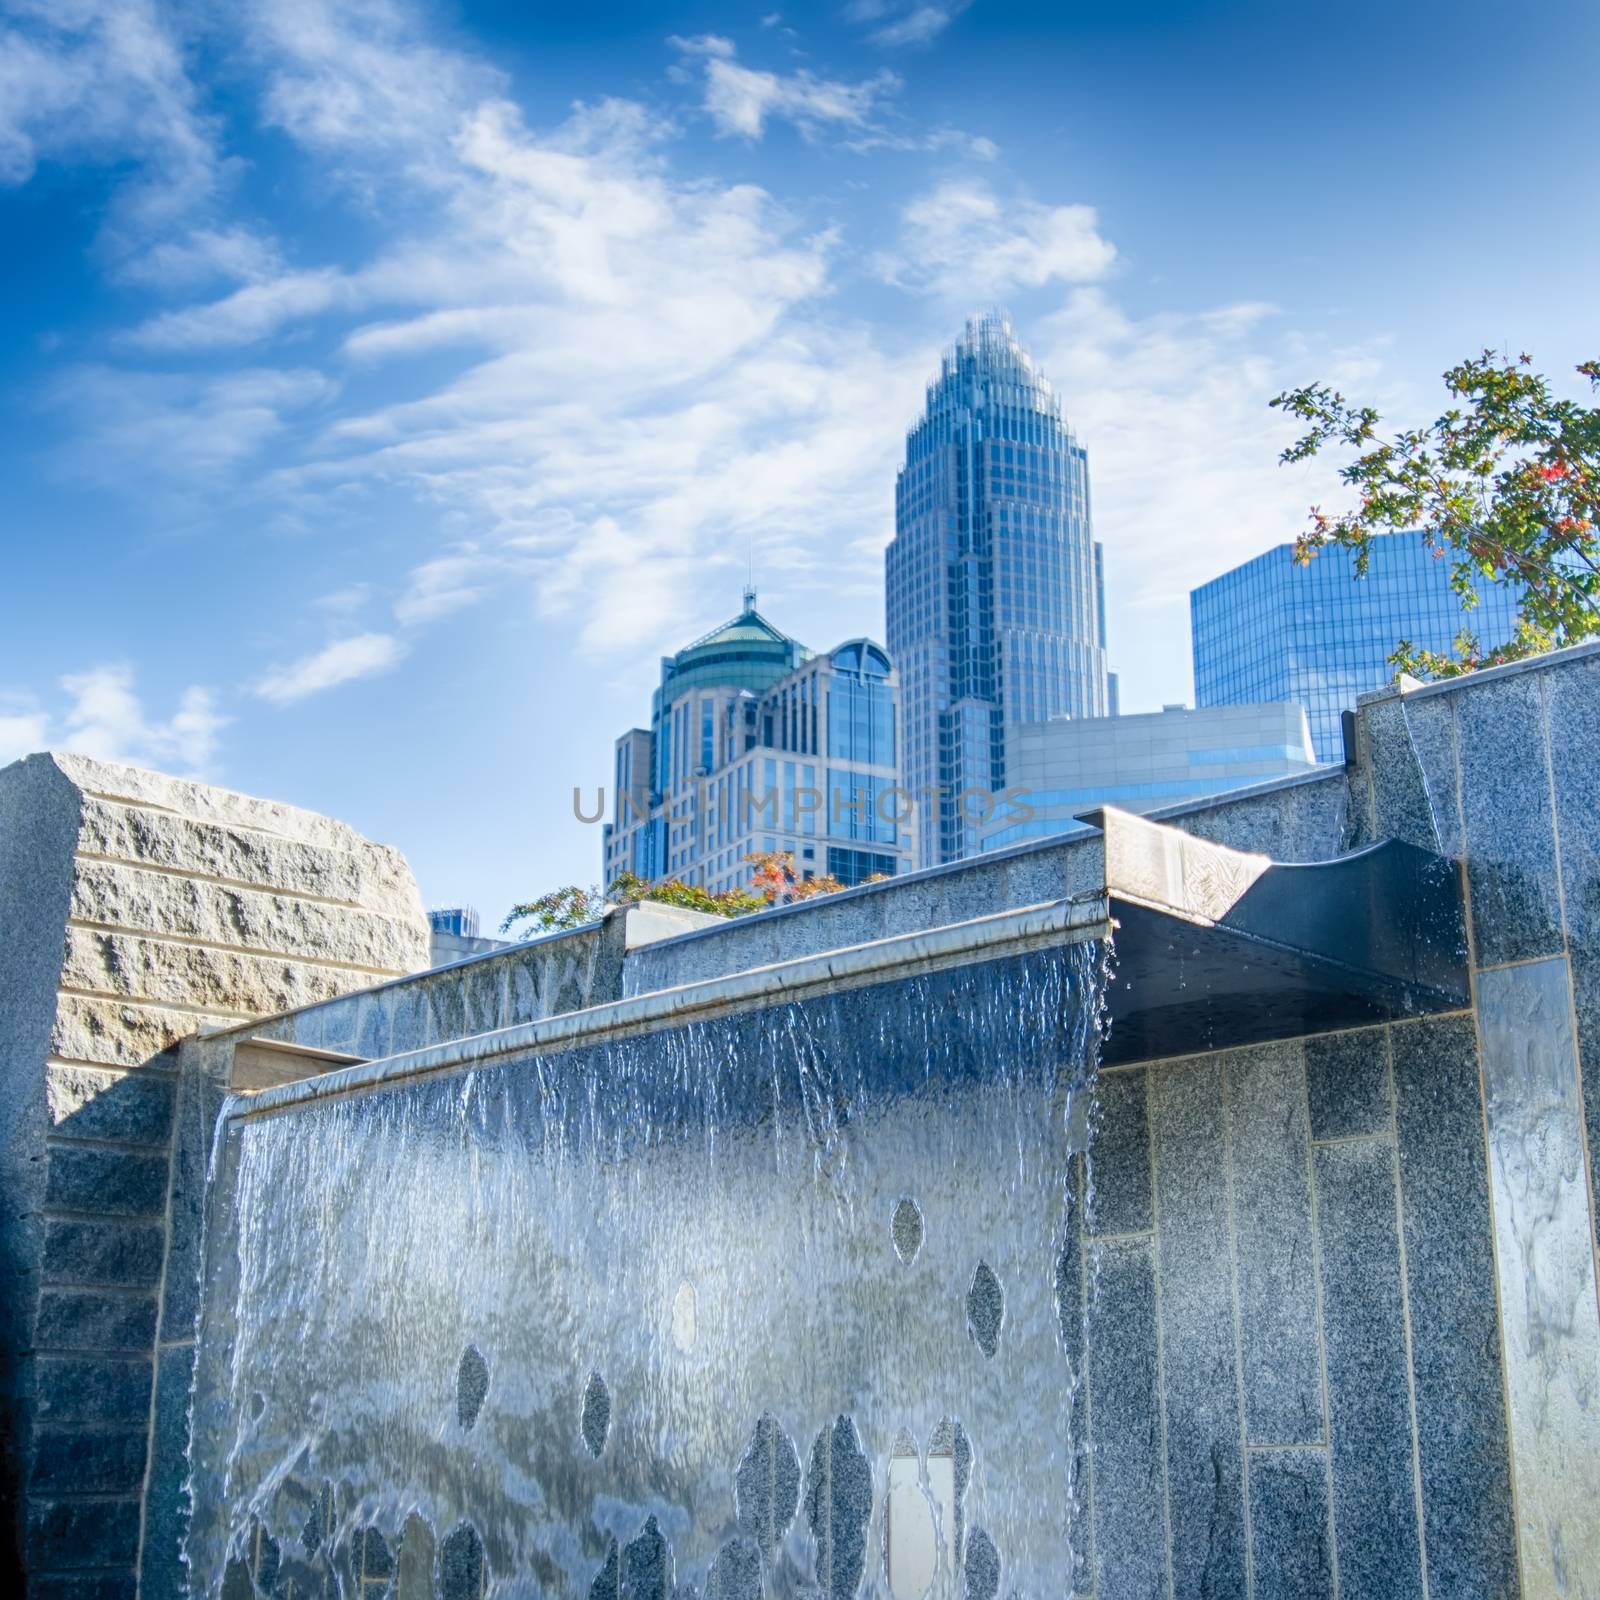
[964,1527,1000,1600]
[588,1538,619,1600]
[707,1536,762,1600]
[622,1515,671,1600]
[966,1261,1005,1359]
[456,1346,489,1430]
[735,1412,801,1559]
[804,1416,872,1600]
[395,1512,435,1600]
[927,1416,972,1561]
[581,1370,611,1458]
[440,1522,486,1600]
[891,1196,924,1265]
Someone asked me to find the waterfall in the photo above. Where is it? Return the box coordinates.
[185,941,1108,1600]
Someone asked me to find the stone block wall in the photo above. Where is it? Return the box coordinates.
[1067,1016,1519,1598]
[0,754,431,1597]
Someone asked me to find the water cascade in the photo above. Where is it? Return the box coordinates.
[186,942,1108,1599]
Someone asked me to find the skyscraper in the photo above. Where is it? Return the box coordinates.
[603,592,912,893]
[1191,533,1525,762]
[886,314,1112,866]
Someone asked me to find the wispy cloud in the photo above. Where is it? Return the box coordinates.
[47,365,335,485]
[670,34,899,140]
[1032,289,1373,700]
[0,667,228,774]
[255,633,409,704]
[878,179,1116,300]
[0,699,52,767]
[847,1,974,48]
[0,0,225,266]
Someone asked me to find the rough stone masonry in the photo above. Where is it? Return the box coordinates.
[0,752,431,1596]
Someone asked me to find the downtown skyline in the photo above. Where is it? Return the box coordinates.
[2,0,1597,923]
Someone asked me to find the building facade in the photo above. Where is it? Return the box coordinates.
[886,314,1113,868]
[603,594,911,893]
[980,700,1321,851]
[1191,531,1524,762]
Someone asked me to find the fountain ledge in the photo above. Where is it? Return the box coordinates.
[228,808,1469,1121]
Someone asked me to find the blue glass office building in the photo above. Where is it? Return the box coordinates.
[1191,533,1524,761]
[604,595,912,893]
[886,315,1112,866]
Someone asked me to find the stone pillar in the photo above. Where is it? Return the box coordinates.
[0,753,430,1596]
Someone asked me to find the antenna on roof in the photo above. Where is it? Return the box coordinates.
[744,540,756,612]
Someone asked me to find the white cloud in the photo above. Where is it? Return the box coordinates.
[115,224,286,290]
[848,1,974,48]
[880,180,1117,300]
[671,34,899,140]
[47,365,335,486]
[255,634,408,704]
[393,552,502,625]
[0,0,223,259]
[1033,289,1375,708]
[0,700,51,767]
[126,267,352,349]
[0,667,229,774]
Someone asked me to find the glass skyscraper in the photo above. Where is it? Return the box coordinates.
[603,592,913,893]
[1191,532,1524,762]
[886,314,1112,866]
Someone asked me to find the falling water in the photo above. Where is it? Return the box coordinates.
[184,941,1108,1599]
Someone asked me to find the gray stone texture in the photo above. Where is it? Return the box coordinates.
[1088,1067,1152,1236]
[1455,671,1563,965]
[1546,653,1600,1266]
[1389,1014,1517,1600]
[1311,1138,1424,1599]
[1475,957,1600,1593]
[1304,1028,1390,1142]
[1150,1058,1246,1595]
[1362,695,1441,854]
[1087,1239,1167,1599]
[0,750,430,1594]
[1228,1043,1322,1445]
[1247,1449,1334,1600]
[1396,693,1462,860]
[1149,769,1348,863]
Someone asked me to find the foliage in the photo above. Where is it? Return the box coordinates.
[501,850,863,935]
[1271,350,1600,677]
[606,870,766,919]
[745,850,846,904]
[500,883,604,933]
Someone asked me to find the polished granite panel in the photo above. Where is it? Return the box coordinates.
[1545,650,1600,948]
[1456,673,1563,965]
[1312,1139,1423,1600]
[1365,696,1440,854]
[1304,1029,1390,1142]
[1477,958,1600,1596]
[1569,943,1600,1264]
[1398,692,1462,860]
[1389,1014,1518,1600]
[1088,1068,1153,1237]
[1150,1059,1246,1596]
[1248,1449,1334,1600]
[1088,1240,1168,1600]
[1228,1045,1321,1444]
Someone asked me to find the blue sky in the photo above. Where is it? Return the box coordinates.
[3,0,1597,924]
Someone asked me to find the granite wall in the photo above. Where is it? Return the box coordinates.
[0,754,432,1598]
[12,642,1600,1598]
[135,903,719,1595]
[1069,1017,1517,1599]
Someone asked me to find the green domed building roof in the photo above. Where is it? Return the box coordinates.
[652,589,812,717]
